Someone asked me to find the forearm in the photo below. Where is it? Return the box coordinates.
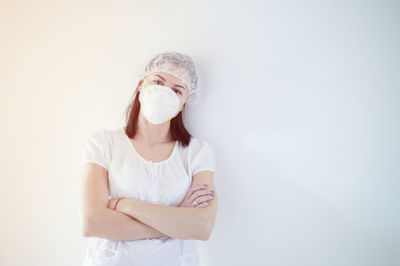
[116,198,207,240]
[84,207,166,241]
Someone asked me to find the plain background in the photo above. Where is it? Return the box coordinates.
[0,0,399,265]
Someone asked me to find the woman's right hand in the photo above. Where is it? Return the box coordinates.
[178,184,215,208]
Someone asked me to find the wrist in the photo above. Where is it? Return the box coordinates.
[116,197,133,213]
[113,197,125,211]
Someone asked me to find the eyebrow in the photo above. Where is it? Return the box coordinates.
[155,74,186,91]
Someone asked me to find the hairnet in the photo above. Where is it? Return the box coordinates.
[137,51,201,107]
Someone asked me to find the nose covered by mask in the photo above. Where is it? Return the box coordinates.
[139,84,182,125]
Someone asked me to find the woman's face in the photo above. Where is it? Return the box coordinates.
[140,71,189,111]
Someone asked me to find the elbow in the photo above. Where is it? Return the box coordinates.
[198,204,217,241]
[200,234,210,241]
[81,207,107,237]
[82,211,102,237]
[199,220,213,241]
[82,215,94,237]
[199,228,211,241]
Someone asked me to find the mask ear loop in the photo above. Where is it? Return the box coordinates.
[180,101,186,112]
[137,78,145,93]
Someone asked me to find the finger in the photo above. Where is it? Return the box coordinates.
[191,199,199,207]
[197,194,215,202]
[191,194,214,207]
[196,200,212,208]
[187,185,209,199]
[189,189,213,201]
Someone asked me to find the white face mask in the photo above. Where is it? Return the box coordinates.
[138,84,182,125]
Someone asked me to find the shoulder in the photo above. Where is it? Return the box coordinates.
[187,136,215,154]
[188,136,212,147]
[86,128,107,141]
[85,127,120,148]
[89,126,123,141]
[177,136,214,157]
[106,126,124,142]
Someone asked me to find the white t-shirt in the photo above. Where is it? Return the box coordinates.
[81,126,216,266]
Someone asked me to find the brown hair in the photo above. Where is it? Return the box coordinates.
[124,79,192,147]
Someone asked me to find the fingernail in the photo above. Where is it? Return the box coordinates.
[203,184,208,187]
[210,190,214,193]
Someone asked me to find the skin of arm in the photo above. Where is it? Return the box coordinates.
[109,170,218,241]
[81,163,167,241]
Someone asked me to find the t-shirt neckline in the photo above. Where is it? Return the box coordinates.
[120,127,178,165]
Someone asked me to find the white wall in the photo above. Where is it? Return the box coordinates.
[0,0,399,265]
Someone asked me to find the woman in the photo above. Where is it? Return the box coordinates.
[80,51,218,266]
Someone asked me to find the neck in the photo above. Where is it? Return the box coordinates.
[134,110,173,145]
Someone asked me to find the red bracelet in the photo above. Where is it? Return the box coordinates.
[113,197,124,210]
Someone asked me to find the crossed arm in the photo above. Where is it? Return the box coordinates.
[82,163,217,241]
[110,194,214,240]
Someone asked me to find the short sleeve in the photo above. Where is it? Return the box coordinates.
[81,129,110,171]
[189,138,216,177]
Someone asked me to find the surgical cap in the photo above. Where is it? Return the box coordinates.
[137,51,201,107]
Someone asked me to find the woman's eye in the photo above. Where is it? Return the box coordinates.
[154,80,162,85]
[173,89,181,94]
